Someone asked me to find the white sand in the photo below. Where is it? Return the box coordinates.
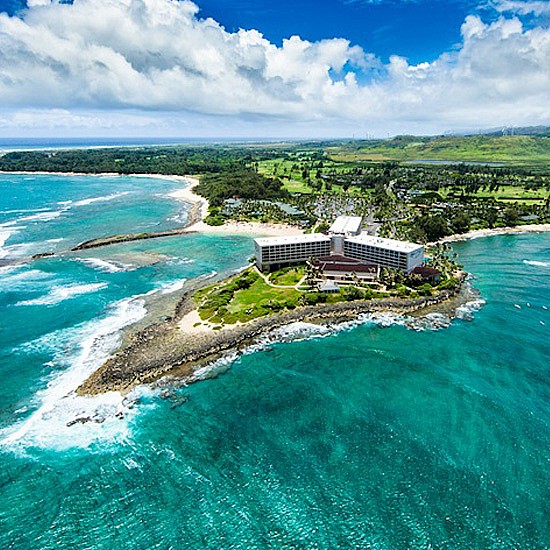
[186,220,304,237]
[178,307,244,335]
[178,309,213,334]
[437,223,550,244]
[171,176,304,237]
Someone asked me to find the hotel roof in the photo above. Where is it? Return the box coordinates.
[254,234,331,247]
[345,234,423,253]
[329,216,362,235]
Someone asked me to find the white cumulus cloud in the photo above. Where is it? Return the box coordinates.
[0,0,548,135]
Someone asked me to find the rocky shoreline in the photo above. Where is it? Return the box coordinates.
[77,273,471,395]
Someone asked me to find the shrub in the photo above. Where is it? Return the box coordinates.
[418,283,433,296]
[343,286,364,301]
[205,214,225,226]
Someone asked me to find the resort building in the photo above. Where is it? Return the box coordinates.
[410,266,442,283]
[253,215,424,274]
[312,255,379,283]
[343,235,424,272]
[329,215,362,254]
[254,234,331,271]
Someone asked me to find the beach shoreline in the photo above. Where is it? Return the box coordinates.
[436,223,550,244]
[1,170,305,239]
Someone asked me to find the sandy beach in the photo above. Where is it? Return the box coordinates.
[437,223,550,244]
[186,219,304,237]
[2,170,305,240]
[6,169,546,243]
[172,176,304,238]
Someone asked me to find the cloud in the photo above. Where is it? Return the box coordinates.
[489,0,550,16]
[0,0,548,135]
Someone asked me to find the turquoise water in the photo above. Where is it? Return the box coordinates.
[0,174,549,548]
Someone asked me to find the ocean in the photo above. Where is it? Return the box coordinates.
[0,173,548,549]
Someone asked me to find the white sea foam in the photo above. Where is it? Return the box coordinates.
[0,207,68,259]
[170,257,194,265]
[1,297,148,451]
[188,352,241,383]
[1,208,52,215]
[0,264,21,276]
[523,260,550,268]
[159,280,187,295]
[0,229,15,259]
[168,211,189,224]
[455,298,486,321]
[405,313,452,331]
[271,321,333,342]
[71,191,129,207]
[16,282,107,306]
[0,269,53,291]
[17,210,64,223]
[78,257,132,273]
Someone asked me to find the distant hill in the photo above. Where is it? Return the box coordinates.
[327,134,550,165]
[474,126,550,137]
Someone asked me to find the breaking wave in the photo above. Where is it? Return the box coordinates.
[1,297,148,451]
[71,191,130,207]
[523,260,550,268]
[78,258,133,273]
[184,303,483,386]
[16,282,108,306]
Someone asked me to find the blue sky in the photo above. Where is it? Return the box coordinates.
[0,0,548,138]
[197,0,479,64]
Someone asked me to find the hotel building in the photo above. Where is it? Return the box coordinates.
[343,235,424,272]
[254,234,331,271]
[254,216,424,273]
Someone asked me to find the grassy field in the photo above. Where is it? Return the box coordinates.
[269,265,306,286]
[197,270,302,325]
[327,135,550,165]
[195,267,376,325]
[440,184,548,204]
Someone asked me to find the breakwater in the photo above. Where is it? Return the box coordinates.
[70,199,203,251]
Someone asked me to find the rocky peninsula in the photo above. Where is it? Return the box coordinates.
[77,272,471,396]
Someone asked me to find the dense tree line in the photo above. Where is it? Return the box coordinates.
[194,171,289,206]
[0,146,278,175]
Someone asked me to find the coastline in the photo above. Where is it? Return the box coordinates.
[2,170,304,241]
[4,170,545,242]
[77,274,471,396]
[4,169,547,397]
[436,223,550,244]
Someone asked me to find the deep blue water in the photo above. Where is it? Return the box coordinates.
[0,174,548,548]
[0,137,292,151]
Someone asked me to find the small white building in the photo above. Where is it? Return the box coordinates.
[329,216,363,236]
[254,234,331,271]
[329,215,362,254]
[343,235,424,272]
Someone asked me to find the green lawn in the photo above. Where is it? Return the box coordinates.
[327,135,550,165]
[197,270,302,324]
[439,184,548,204]
[228,278,301,313]
[269,265,306,286]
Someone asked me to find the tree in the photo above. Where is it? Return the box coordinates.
[415,214,450,242]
